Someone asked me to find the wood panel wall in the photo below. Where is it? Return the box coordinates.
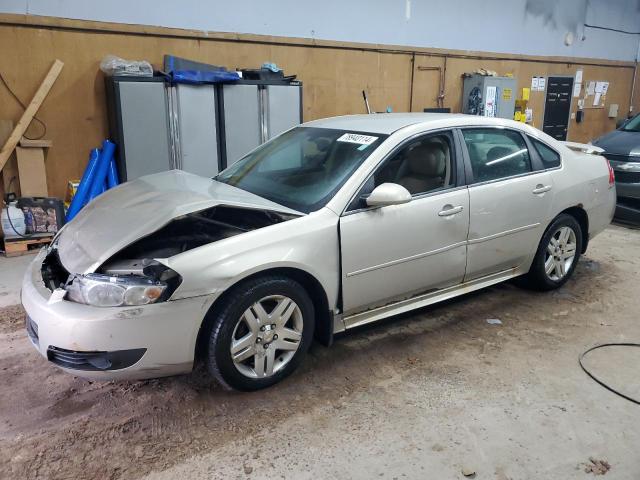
[0,14,637,199]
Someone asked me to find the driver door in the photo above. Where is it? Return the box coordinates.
[339,130,470,317]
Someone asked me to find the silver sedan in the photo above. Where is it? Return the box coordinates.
[22,113,616,390]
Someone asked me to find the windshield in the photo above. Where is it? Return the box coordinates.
[216,127,388,213]
[622,115,640,132]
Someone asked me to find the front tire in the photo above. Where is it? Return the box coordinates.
[205,275,315,391]
[524,214,583,291]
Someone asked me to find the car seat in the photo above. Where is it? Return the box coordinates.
[397,143,446,194]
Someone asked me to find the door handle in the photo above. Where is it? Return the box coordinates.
[532,184,552,195]
[438,205,464,217]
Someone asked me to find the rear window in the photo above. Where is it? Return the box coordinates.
[462,128,531,183]
[531,138,561,169]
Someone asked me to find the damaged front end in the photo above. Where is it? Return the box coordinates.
[41,205,299,307]
[108,205,298,260]
[41,248,181,307]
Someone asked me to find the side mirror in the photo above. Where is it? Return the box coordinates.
[366,183,412,208]
[617,117,630,129]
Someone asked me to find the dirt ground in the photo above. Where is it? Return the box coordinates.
[1,225,640,480]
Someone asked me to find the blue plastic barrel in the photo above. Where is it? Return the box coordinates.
[87,140,116,201]
[66,148,101,222]
[107,156,120,189]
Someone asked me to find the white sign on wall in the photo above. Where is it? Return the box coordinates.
[484,86,497,117]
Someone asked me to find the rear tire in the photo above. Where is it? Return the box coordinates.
[523,214,583,291]
[205,275,315,391]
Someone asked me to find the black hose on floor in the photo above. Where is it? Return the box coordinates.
[579,343,640,405]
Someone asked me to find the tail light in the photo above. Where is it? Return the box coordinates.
[606,158,615,187]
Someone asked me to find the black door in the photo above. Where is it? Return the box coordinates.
[542,77,573,141]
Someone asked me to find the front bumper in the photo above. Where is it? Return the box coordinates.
[615,199,640,225]
[614,182,640,225]
[609,159,640,225]
[616,181,640,200]
[21,249,217,380]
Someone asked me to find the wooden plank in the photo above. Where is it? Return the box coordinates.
[0,120,18,200]
[19,138,52,148]
[0,59,63,173]
[4,232,54,242]
[16,146,48,196]
[3,234,53,257]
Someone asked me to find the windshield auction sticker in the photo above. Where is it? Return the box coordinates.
[337,133,379,145]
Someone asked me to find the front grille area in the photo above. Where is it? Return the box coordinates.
[618,197,640,210]
[614,170,640,184]
[47,346,146,371]
[605,153,631,163]
[25,315,39,347]
[41,249,71,292]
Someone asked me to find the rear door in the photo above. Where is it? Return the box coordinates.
[460,127,554,280]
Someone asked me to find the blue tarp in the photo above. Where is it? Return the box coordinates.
[171,69,240,84]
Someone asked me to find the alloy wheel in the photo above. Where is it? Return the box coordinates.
[544,226,577,281]
[230,295,304,378]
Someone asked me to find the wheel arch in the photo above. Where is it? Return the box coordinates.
[558,205,589,253]
[195,267,333,361]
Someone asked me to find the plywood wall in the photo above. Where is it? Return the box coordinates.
[0,16,636,199]
[438,58,635,142]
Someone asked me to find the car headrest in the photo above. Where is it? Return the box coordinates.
[406,143,446,176]
[313,138,331,152]
[486,146,515,163]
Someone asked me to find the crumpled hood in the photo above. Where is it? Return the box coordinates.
[57,170,301,274]
[593,129,640,156]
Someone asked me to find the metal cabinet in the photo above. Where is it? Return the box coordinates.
[462,74,517,120]
[173,83,220,177]
[219,84,262,167]
[106,77,173,181]
[219,82,303,166]
[266,85,302,140]
[106,76,303,180]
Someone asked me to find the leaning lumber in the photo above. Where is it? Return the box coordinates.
[0,59,64,173]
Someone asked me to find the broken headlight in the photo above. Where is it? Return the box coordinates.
[65,273,167,307]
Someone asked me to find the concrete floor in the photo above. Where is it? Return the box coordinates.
[1,225,639,479]
[0,254,31,307]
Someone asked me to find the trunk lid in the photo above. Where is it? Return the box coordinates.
[561,141,604,155]
[57,170,301,274]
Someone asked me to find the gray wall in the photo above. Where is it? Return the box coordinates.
[1,0,639,61]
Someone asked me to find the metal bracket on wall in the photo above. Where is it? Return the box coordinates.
[258,86,269,143]
[166,85,182,170]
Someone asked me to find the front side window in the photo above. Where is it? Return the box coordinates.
[348,132,455,211]
[216,127,388,213]
[530,137,561,169]
[462,128,532,183]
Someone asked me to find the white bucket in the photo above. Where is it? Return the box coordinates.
[1,201,26,238]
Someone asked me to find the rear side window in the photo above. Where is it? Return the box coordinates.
[462,129,532,183]
[530,138,561,169]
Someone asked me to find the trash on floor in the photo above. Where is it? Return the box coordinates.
[583,457,611,475]
[461,465,477,477]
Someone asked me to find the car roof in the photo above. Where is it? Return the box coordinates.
[302,113,527,135]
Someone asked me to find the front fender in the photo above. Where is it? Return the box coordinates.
[164,207,341,310]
